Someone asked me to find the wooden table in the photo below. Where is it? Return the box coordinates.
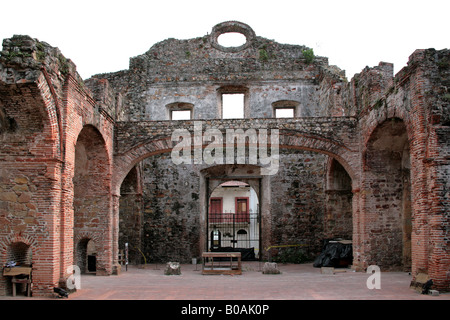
[202,252,242,275]
[3,267,32,297]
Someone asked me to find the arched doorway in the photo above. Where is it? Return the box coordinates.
[73,125,111,275]
[118,165,143,265]
[364,118,411,271]
[325,158,353,240]
[76,238,97,274]
[207,180,260,260]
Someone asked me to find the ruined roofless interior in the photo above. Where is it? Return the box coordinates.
[0,21,449,296]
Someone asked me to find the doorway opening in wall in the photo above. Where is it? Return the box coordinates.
[76,238,97,274]
[222,93,244,119]
[365,118,411,271]
[207,180,260,260]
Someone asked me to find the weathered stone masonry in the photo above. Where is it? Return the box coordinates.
[0,21,449,296]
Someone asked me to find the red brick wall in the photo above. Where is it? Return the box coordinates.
[0,37,115,296]
[353,49,450,290]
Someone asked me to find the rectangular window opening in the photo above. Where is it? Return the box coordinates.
[275,107,295,118]
[171,110,192,120]
[222,93,244,119]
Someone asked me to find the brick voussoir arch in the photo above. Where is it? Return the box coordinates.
[112,127,359,195]
[278,130,359,182]
[0,234,38,255]
[73,231,102,247]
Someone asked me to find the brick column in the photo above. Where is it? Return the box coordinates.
[112,193,121,275]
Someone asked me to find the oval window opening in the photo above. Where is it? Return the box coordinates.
[217,32,247,48]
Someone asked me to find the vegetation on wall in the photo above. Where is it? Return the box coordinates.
[302,48,315,64]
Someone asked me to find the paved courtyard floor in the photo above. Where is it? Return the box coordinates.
[2,262,449,301]
[2,262,448,318]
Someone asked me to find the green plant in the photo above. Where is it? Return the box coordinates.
[259,48,269,62]
[36,42,46,61]
[302,48,315,64]
[2,50,32,61]
[58,54,69,75]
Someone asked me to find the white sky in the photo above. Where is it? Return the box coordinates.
[1,0,448,80]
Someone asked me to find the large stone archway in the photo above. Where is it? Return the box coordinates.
[111,118,361,264]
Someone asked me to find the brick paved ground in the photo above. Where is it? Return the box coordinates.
[2,262,449,300]
[2,262,448,319]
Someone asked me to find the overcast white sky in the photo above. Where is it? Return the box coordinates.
[1,0,448,80]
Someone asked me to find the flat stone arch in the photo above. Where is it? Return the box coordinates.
[199,164,267,259]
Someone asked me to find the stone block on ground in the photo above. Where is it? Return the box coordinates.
[262,262,281,274]
[321,267,335,274]
[428,290,439,296]
[164,262,181,275]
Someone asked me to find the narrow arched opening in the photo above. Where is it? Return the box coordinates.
[325,158,353,241]
[365,118,411,271]
[73,125,111,275]
[76,238,97,274]
[119,165,143,265]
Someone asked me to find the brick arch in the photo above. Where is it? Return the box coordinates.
[73,124,112,275]
[112,129,359,195]
[73,231,102,247]
[0,234,38,263]
[360,114,413,271]
[0,235,38,294]
[362,115,412,152]
[277,129,358,184]
[0,71,63,159]
[38,69,64,158]
[74,124,112,172]
[73,232,101,274]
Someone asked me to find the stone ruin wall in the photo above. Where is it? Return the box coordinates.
[0,21,449,295]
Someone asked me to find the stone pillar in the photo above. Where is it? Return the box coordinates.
[350,188,366,271]
[112,194,121,275]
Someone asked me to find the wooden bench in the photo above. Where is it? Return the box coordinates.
[202,252,242,275]
[3,266,32,297]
